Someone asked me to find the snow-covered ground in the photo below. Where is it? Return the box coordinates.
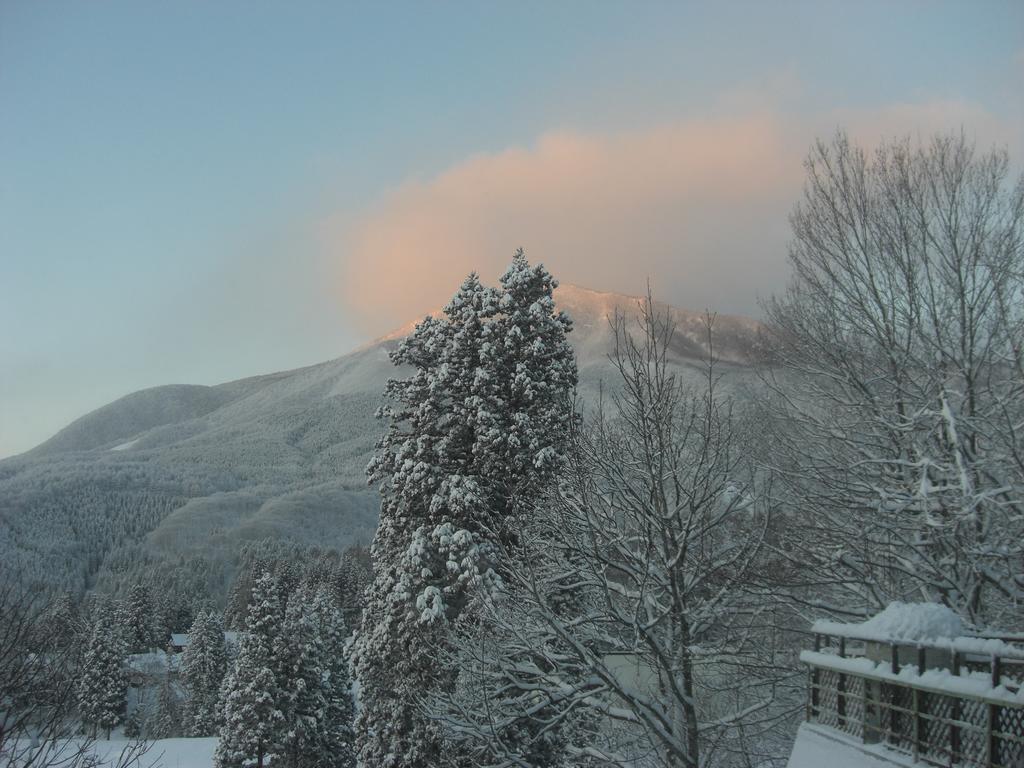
[128,738,217,768]
[47,738,218,768]
[787,723,912,767]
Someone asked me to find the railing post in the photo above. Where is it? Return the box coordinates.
[837,670,846,727]
[913,646,927,761]
[986,700,996,768]
[988,655,1001,767]
[807,667,814,721]
[881,681,892,749]
[837,636,847,729]
[884,643,892,753]
[887,641,899,749]
[861,680,868,744]
[950,651,961,764]
[913,686,922,762]
[809,635,819,721]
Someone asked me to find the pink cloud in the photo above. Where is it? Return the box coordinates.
[328,101,1020,333]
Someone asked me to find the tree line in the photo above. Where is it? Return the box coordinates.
[0,546,369,768]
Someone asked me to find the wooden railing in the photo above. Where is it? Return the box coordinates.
[802,632,1024,767]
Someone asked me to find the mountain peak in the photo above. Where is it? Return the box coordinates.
[364,283,763,363]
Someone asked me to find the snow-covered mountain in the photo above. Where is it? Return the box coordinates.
[0,286,764,600]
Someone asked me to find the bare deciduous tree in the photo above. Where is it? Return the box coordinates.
[435,297,796,767]
[763,131,1024,628]
[0,575,153,768]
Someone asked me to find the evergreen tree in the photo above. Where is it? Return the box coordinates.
[76,602,128,739]
[216,571,287,768]
[353,253,577,766]
[309,586,356,768]
[354,277,487,767]
[154,589,193,641]
[275,590,329,768]
[270,585,357,768]
[181,609,228,736]
[122,582,157,653]
[224,565,258,630]
[476,250,578,525]
[40,592,80,652]
[245,570,285,643]
[215,633,283,768]
[145,670,182,739]
[276,560,302,598]
[336,546,372,624]
[122,709,143,739]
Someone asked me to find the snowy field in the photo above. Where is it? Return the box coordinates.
[18,738,219,768]
[115,738,216,768]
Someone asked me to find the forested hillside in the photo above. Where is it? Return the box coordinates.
[0,285,763,606]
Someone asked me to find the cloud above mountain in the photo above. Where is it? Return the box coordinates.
[333,100,1020,333]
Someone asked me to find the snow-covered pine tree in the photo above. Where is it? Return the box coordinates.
[224,567,256,631]
[180,609,228,736]
[308,586,356,768]
[121,583,157,653]
[40,591,80,653]
[433,253,580,763]
[336,546,371,624]
[276,560,302,601]
[154,589,193,641]
[274,589,328,768]
[245,570,285,642]
[215,571,287,768]
[145,670,182,739]
[353,255,577,767]
[214,632,282,768]
[476,250,577,518]
[77,602,129,739]
[353,275,491,767]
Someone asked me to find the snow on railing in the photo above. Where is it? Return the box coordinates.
[803,630,1024,768]
[812,611,1024,662]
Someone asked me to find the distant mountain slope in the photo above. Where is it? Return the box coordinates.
[31,383,253,456]
[0,285,764,602]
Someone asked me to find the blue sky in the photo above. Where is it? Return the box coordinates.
[1,1,1022,458]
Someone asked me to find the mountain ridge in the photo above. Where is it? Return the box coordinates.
[0,285,764,602]
[23,284,762,459]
